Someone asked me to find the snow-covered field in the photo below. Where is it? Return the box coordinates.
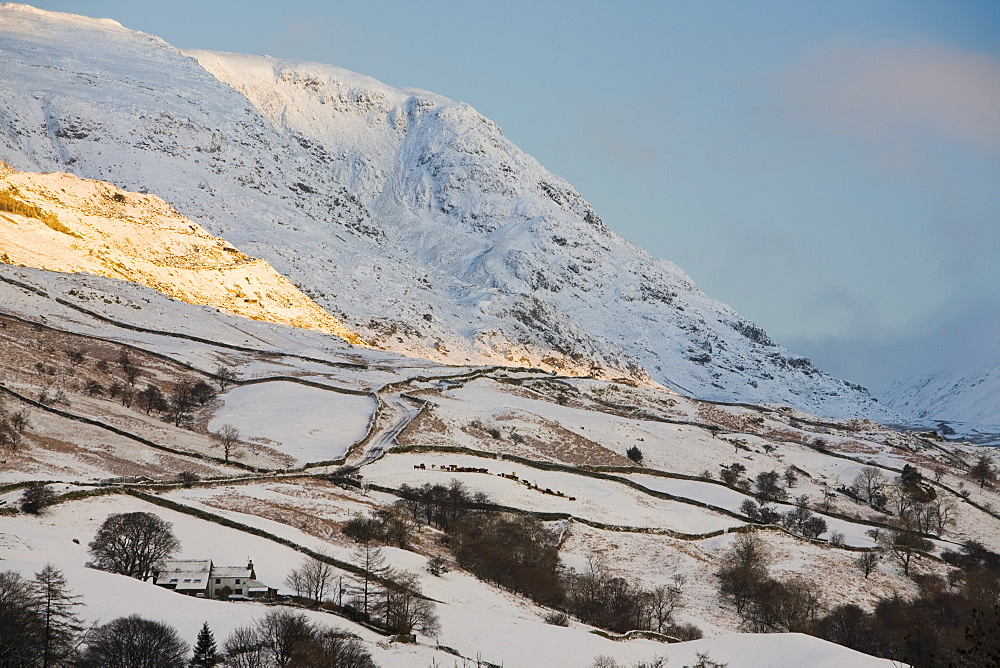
[208,382,375,464]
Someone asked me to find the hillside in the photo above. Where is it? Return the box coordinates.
[2,5,997,666]
[0,165,363,343]
[2,263,998,666]
[0,3,889,419]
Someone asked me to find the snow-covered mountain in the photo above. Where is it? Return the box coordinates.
[0,3,888,418]
[879,362,1000,426]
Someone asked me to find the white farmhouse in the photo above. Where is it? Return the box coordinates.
[153,558,275,600]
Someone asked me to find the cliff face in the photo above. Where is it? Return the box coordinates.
[0,4,888,417]
[0,167,363,343]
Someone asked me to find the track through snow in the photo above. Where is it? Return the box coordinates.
[357,394,424,466]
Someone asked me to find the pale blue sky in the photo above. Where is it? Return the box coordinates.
[29,1,1000,389]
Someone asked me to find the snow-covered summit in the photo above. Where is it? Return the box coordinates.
[0,4,890,418]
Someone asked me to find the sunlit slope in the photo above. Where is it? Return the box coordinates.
[0,165,364,343]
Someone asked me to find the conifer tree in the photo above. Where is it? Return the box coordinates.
[190,621,219,667]
[31,564,85,667]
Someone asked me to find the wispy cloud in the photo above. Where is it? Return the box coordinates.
[775,35,1000,152]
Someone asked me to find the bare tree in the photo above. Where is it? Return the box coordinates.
[929,497,957,535]
[9,408,29,435]
[852,466,887,505]
[118,351,141,387]
[291,628,376,668]
[137,384,165,414]
[285,557,335,605]
[87,512,180,580]
[0,407,29,449]
[225,612,375,668]
[646,583,683,633]
[210,424,241,462]
[215,365,239,391]
[886,483,916,518]
[77,615,187,668]
[248,609,315,667]
[222,625,267,668]
[284,567,307,600]
[717,531,771,614]
[878,518,933,576]
[856,551,880,579]
[375,570,440,637]
[167,380,196,427]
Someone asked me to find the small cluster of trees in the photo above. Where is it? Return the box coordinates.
[717,532,824,633]
[563,559,700,639]
[67,348,228,429]
[395,479,490,531]
[811,540,1000,665]
[333,541,440,637]
[136,378,218,427]
[342,508,415,549]
[720,463,803,503]
[450,512,563,607]
[388,478,700,638]
[0,564,84,667]
[285,550,439,640]
[739,497,828,539]
[716,529,1000,665]
[224,609,375,668]
[64,350,144,408]
[116,377,219,427]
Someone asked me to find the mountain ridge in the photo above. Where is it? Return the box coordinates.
[0,3,889,418]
